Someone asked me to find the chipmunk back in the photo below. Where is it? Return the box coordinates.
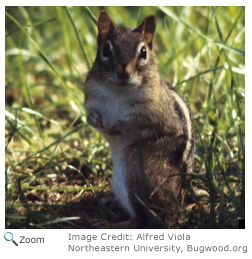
[84,11,195,228]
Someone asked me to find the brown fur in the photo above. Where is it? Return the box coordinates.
[84,11,195,228]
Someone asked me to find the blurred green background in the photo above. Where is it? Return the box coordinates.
[5,6,245,228]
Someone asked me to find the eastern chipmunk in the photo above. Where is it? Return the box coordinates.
[84,11,195,228]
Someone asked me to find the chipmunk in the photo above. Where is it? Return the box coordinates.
[84,11,195,228]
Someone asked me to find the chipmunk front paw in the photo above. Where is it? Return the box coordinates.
[87,109,104,129]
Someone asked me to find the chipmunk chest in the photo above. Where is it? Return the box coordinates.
[104,98,127,123]
[92,85,131,126]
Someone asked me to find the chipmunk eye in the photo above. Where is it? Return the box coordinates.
[139,46,147,59]
[102,41,113,58]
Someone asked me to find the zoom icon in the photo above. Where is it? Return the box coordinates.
[4,232,18,246]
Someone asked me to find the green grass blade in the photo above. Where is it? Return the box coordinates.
[177,66,224,85]
[83,6,98,26]
[5,11,81,109]
[18,51,45,143]
[6,17,58,38]
[5,109,44,145]
[12,124,84,171]
[158,6,245,56]
[64,6,90,70]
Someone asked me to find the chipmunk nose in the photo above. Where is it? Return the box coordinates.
[117,64,131,80]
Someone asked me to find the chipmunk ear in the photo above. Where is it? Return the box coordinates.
[97,11,115,44]
[135,15,156,50]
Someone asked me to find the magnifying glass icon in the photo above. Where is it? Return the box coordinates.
[4,232,18,246]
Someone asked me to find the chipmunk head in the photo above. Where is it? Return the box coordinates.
[94,11,157,86]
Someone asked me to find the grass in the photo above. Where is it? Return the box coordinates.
[5,6,245,229]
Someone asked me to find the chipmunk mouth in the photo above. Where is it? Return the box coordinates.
[107,75,141,86]
[118,79,134,86]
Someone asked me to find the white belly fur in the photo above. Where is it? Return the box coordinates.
[110,142,136,218]
[85,82,136,218]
